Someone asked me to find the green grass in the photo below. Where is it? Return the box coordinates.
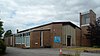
[63,47,100,52]
[60,54,80,56]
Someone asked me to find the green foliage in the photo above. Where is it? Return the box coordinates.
[0,21,4,38]
[85,19,100,47]
[4,30,12,38]
[0,39,6,54]
[0,19,6,54]
[93,45,100,48]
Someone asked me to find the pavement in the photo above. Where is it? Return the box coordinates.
[3,47,59,56]
[2,47,100,56]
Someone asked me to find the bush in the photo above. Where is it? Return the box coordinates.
[93,45,100,48]
[0,39,6,54]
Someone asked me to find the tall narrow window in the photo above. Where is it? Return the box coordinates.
[40,31,43,47]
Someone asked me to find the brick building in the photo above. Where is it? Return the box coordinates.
[14,22,81,48]
[5,10,97,48]
[80,10,96,46]
[4,35,15,47]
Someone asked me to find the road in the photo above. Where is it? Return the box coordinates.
[3,47,100,56]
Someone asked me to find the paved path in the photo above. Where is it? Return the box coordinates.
[3,47,59,56]
[3,47,100,56]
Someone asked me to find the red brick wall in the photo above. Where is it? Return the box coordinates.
[51,24,62,48]
[43,30,51,47]
[30,31,41,48]
[15,44,25,48]
[30,23,63,48]
[75,28,81,46]
[81,26,91,46]
[80,10,96,47]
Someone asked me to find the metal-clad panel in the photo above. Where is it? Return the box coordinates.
[62,25,76,46]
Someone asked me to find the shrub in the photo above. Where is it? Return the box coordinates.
[93,45,100,48]
[0,39,6,54]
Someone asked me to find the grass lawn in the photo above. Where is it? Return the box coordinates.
[60,54,80,56]
[63,47,100,52]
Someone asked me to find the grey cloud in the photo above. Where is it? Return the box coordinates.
[1,0,100,33]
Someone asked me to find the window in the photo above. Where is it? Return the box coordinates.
[22,36,25,43]
[86,18,90,24]
[23,32,30,36]
[15,34,21,44]
[82,14,90,25]
[16,37,21,44]
[15,32,30,44]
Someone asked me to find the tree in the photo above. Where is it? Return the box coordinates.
[85,18,100,47]
[0,19,4,39]
[0,19,6,54]
[4,30,12,38]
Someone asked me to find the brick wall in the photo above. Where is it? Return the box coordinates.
[30,31,41,48]
[75,27,81,46]
[51,24,62,48]
[80,10,96,47]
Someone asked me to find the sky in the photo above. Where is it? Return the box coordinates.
[0,0,100,33]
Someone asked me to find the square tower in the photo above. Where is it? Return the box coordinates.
[80,10,96,46]
[80,10,96,27]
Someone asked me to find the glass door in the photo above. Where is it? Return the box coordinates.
[25,36,30,47]
[40,31,43,47]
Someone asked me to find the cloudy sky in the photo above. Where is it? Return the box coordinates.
[0,0,100,33]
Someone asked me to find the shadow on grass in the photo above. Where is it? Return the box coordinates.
[0,52,7,56]
[59,54,80,56]
[0,54,5,56]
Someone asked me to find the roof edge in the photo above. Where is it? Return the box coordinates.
[18,21,80,33]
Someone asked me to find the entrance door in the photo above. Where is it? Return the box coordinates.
[25,36,30,47]
[67,35,71,46]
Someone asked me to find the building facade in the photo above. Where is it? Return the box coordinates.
[80,10,96,46]
[4,35,15,47]
[14,22,80,48]
[5,10,97,48]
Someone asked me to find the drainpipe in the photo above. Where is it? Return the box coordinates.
[80,29,82,46]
